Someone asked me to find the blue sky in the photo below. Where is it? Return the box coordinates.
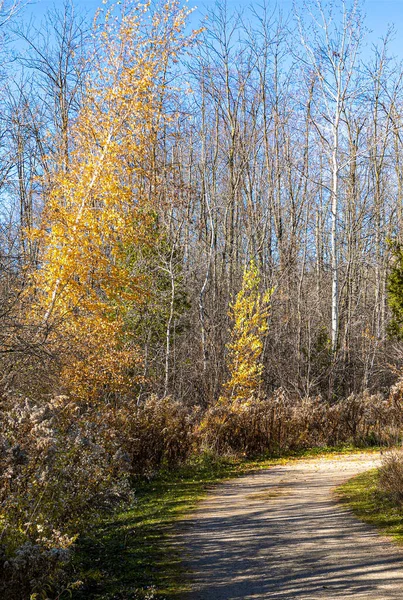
[18,0,403,58]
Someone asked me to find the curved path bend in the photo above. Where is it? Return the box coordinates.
[180,453,403,599]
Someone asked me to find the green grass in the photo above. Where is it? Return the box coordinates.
[336,468,403,546]
[71,445,381,600]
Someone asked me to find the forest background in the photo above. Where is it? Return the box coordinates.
[2,0,403,597]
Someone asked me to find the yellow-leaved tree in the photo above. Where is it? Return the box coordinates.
[28,0,194,400]
[222,261,273,404]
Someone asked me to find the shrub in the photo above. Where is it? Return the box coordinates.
[0,392,200,597]
[119,395,198,476]
[199,389,403,456]
[378,450,403,506]
[0,394,133,599]
[0,543,72,600]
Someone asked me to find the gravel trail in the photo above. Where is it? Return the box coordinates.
[180,453,403,599]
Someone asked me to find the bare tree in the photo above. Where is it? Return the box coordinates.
[296,0,364,355]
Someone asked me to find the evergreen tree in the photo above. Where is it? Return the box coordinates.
[387,242,403,340]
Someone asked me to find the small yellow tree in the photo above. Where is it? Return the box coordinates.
[222,261,272,404]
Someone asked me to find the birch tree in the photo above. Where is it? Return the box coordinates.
[296,0,364,354]
[28,0,194,400]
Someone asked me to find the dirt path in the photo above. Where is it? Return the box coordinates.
[180,453,403,599]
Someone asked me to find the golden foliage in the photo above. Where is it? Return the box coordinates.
[222,261,272,404]
[28,0,194,399]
